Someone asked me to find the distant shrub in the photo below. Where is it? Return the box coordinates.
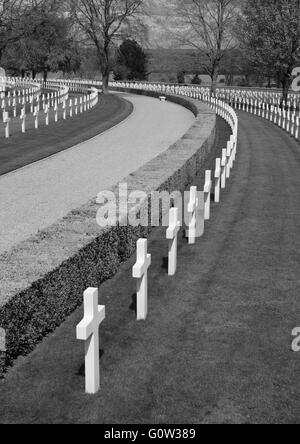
[191,74,202,85]
[237,77,249,87]
[177,71,185,84]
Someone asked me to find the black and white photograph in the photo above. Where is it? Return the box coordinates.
[0,0,299,427]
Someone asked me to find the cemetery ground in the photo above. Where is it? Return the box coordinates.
[0,113,299,424]
[0,92,133,175]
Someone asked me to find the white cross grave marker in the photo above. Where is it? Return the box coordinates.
[186,186,199,245]
[133,239,151,321]
[215,158,221,203]
[54,102,58,122]
[45,105,49,126]
[33,106,39,129]
[226,141,232,179]
[221,148,227,189]
[204,170,212,220]
[3,111,10,138]
[20,107,26,133]
[166,208,181,276]
[76,288,105,395]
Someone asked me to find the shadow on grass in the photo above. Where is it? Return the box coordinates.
[77,350,105,377]
[162,257,168,272]
[129,294,137,316]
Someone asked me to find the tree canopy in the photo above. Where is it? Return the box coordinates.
[236,0,300,101]
[4,9,79,79]
[114,39,147,81]
[1,0,79,79]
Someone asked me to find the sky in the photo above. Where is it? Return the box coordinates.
[142,0,179,48]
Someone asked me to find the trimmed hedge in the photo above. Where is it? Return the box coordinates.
[0,89,216,376]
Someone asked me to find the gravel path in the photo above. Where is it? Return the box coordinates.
[0,94,132,175]
[0,93,194,254]
[0,113,299,424]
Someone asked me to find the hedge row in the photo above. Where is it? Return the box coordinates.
[0,89,216,376]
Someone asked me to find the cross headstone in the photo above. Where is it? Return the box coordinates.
[132,239,151,321]
[54,102,58,122]
[166,208,181,276]
[33,106,39,129]
[76,288,105,395]
[186,186,199,245]
[204,170,212,220]
[63,101,66,120]
[214,158,221,203]
[3,111,10,138]
[226,141,232,179]
[20,107,26,133]
[45,105,49,126]
[12,100,17,117]
[221,149,227,189]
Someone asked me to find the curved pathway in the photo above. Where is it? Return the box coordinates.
[0,93,195,254]
[0,94,132,175]
[0,113,299,424]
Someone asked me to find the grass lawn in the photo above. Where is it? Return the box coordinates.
[0,115,299,424]
[0,93,133,176]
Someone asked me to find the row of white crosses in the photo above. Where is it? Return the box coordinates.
[76,210,179,395]
[0,78,41,109]
[76,168,232,395]
[75,199,193,394]
[2,84,68,110]
[112,79,299,132]
[1,81,66,138]
[9,76,299,114]
[185,85,298,142]
[76,80,238,395]
[1,86,99,138]
[216,89,300,141]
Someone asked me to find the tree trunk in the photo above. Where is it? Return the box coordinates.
[281,78,290,107]
[32,70,36,80]
[210,66,219,95]
[43,70,48,85]
[102,66,110,94]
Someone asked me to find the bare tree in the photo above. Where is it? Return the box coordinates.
[73,0,144,93]
[168,0,239,93]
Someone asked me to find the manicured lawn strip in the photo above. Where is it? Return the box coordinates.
[0,93,133,176]
[0,114,299,424]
